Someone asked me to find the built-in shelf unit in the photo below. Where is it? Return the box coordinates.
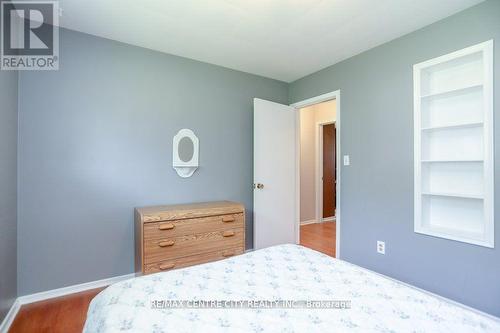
[413,40,494,248]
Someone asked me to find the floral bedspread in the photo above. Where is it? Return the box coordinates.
[84,244,500,332]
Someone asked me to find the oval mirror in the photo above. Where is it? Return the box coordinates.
[178,136,194,162]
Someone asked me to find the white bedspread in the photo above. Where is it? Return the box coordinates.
[84,244,500,332]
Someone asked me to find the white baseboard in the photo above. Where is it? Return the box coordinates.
[0,299,21,333]
[300,219,317,225]
[17,273,136,305]
[301,217,335,225]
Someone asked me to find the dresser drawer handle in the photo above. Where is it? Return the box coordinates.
[159,263,176,270]
[222,251,235,257]
[222,216,235,223]
[159,223,175,230]
[158,240,175,247]
[222,231,235,237]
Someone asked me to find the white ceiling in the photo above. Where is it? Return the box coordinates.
[58,0,484,82]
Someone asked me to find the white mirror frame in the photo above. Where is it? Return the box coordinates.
[173,129,199,178]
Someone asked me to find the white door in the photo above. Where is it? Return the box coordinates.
[253,98,297,250]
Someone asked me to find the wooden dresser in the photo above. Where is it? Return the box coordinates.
[135,201,245,275]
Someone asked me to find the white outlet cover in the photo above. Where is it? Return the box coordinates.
[377,241,385,254]
[343,155,350,166]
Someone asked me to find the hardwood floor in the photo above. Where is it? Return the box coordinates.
[9,287,105,333]
[300,222,336,257]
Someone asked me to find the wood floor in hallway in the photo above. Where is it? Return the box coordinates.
[299,222,336,257]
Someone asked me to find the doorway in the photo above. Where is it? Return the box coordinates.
[252,91,340,256]
[292,92,340,258]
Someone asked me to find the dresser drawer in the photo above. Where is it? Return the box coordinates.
[144,228,244,264]
[143,213,244,240]
[144,247,244,274]
[136,201,245,275]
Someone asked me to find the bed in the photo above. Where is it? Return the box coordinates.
[84,244,500,332]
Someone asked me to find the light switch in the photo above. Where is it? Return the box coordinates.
[343,155,350,166]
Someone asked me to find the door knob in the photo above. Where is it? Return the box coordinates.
[253,183,264,189]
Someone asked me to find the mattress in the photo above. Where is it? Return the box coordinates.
[84,244,500,332]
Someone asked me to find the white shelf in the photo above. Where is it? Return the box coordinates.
[421,159,483,163]
[421,121,483,131]
[420,83,482,100]
[414,40,494,248]
[421,162,483,198]
[420,86,484,129]
[421,125,483,161]
[422,191,483,200]
[415,226,489,248]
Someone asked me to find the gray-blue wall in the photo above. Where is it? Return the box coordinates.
[289,0,500,316]
[17,29,288,295]
[0,69,18,321]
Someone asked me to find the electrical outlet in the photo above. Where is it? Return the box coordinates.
[343,155,350,166]
[377,241,385,254]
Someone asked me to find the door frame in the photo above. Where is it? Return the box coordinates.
[316,121,336,224]
[291,90,341,258]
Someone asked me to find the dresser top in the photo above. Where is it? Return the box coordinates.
[136,201,244,223]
